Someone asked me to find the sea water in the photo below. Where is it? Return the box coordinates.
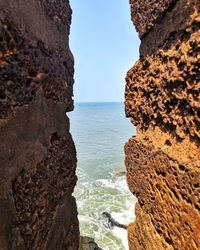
[68,102,137,250]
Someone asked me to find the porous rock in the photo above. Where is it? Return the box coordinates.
[126,0,200,249]
[0,0,79,249]
[130,0,177,38]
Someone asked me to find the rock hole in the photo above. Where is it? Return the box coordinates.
[156,170,166,177]
[166,237,173,245]
[142,60,150,70]
[63,61,67,68]
[161,171,166,177]
[50,132,59,144]
[186,197,192,205]
[195,204,199,211]
[28,69,37,77]
[179,99,188,110]
[178,61,186,71]
[26,78,32,86]
[165,140,172,146]
[0,89,6,99]
[189,108,195,116]
[175,44,180,50]
[179,165,185,171]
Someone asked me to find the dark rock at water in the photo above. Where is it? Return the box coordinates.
[79,236,103,250]
[114,171,126,178]
[101,212,127,230]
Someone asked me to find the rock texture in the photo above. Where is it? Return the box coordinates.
[125,0,200,249]
[79,236,103,250]
[0,0,79,249]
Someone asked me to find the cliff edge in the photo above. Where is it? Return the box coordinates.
[0,0,79,249]
[125,0,200,249]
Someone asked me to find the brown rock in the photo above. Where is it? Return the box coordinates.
[125,24,200,141]
[79,236,103,250]
[129,0,177,38]
[139,0,199,57]
[125,0,200,249]
[0,0,79,249]
[125,138,200,249]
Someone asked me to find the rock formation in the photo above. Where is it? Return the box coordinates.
[0,0,79,249]
[79,236,103,250]
[125,0,200,249]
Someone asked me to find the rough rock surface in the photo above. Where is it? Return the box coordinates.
[130,0,177,38]
[125,0,200,249]
[79,236,103,250]
[0,0,79,249]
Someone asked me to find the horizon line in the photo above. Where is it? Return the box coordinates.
[74,101,124,103]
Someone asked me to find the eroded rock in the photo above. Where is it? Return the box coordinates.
[0,0,79,249]
[125,0,200,249]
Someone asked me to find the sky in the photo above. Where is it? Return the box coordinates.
[69,0,140,103]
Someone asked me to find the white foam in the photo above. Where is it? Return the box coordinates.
[112,226,129,250]
[96,176,129,192]
[75,175,136,250]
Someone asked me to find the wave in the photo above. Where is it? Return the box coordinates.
[74,174,136,250]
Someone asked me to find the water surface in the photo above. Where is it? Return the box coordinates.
[69,102,137,250]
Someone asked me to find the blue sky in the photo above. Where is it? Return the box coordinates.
[70,0,140,102]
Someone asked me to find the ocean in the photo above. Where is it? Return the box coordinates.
[68,102,137,250]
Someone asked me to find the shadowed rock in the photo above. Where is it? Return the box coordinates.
[101,212,127,230]
[79,236,103,250]
[0,0,79,249]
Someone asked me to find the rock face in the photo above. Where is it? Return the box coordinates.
[125,0,200,249]
[0,1,79,249]
[79,236,103,250]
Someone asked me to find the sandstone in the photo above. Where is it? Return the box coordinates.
[126,0,200,249]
